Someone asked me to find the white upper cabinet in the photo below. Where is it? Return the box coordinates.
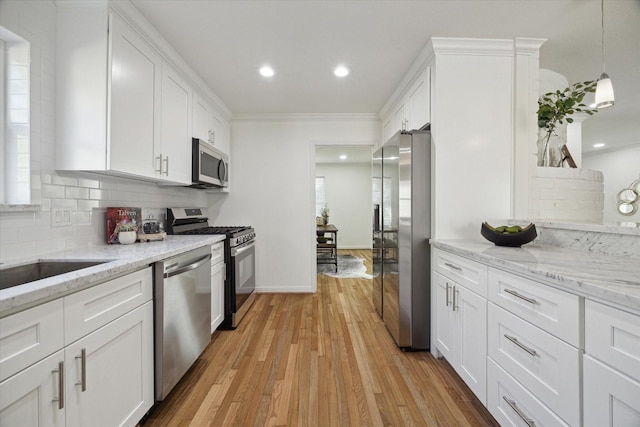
[160,63,192,184]
[109,13,162,180]
[56,2,230,185]
[380,67,431,144]
[193,93,230,156]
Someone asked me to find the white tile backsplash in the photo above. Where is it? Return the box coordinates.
[0,0,209,263]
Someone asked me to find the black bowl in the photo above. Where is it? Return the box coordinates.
[480,222,537,247]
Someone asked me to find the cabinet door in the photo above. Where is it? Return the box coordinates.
[193,94,212,142]
[0,351,66,427]
[408,68,430,130]
[65,302,154,427]
[209,110,222,148]
[393,103,407,132]
[584,355,640,427]
[211,261,225,333]
[160,63,192,184]
[455,284,487,404]
[109,13,161,179]
[434,273,455,361]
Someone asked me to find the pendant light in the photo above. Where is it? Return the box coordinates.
[595,0,614,108]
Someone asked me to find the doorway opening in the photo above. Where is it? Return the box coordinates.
[313,145,373,282]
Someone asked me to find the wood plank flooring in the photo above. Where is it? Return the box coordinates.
[143,249,498,426]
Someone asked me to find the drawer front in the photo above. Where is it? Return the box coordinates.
[64,267,152,345]
[488,303,580,427]
[584,355,640,427]
[433,249,488,298]
[488,268,581,347]
[487,358,570,427]
[585,300,640,382]
[211,242,224,265]
[0,300,64,382]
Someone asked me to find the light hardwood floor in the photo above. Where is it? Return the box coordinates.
[144,249,498,426]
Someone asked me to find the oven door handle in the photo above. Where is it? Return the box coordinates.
[231,241,255,256]
[164,254,212,278]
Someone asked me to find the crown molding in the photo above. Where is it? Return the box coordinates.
[231,113,380,123]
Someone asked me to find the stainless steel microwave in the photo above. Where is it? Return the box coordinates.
[191,138,228,188]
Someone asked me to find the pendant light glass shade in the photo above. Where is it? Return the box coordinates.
[595,0,614,109]
[595,72,615,108]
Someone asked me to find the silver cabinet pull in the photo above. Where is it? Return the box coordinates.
[211,130,216,144]
[445,282,451,307]
[75,348,87,391]
[504,334,538,356]
[452,286,459,311]
[444,262,462,272]
[504,288,538,305]
[52,361,64,409]
[156,154,163,174]
[503,396,535,426]
[163,156,169,176]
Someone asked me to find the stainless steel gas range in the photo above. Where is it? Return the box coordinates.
[167,208,256,330]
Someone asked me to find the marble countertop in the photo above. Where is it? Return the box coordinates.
[0,235,226,316]
[430,239,640,314]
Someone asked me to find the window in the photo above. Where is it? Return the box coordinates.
[315,176,326,217]
[1,25,30,205]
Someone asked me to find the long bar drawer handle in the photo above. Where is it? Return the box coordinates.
[444,262,462,272]
[503,396,535,426]
[504,288,538,305]
[504,334,538,356]
[75,348,87,391]
[52,361,64,409]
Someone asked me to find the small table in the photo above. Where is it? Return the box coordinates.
[316,224,338,272]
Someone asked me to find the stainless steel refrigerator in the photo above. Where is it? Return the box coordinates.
[372,130,431,350]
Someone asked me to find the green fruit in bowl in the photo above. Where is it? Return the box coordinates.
[485,223,524,235]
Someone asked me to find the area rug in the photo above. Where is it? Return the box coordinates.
[317,255,373,279]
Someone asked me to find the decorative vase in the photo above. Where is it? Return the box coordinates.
[322,216,328,226]
[118,231,137,244]
[537,126,567,167]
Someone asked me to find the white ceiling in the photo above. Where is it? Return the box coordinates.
[130,0,640,154]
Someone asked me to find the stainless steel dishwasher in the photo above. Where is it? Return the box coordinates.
[154,245,211,401]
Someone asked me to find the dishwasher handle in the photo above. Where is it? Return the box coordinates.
[164,254,212,278]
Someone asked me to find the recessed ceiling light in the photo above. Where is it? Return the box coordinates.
[334,65,351,78]
[339,154,347,160]
[593,143,606,148]
[259,66,274,77]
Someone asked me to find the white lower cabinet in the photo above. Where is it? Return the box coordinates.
[488,358,569,427]
[65,301,153,427]
[211,242,225,333]
[433,250,487,404]
[488,303,580,426]
[0,351,66,427]
[0,268,154,427]
[487,267,581,426]
[583,355,640,427]
[583,300,640,427]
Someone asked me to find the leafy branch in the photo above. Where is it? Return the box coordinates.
[537,80,598,166]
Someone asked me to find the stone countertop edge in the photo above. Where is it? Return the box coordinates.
[0,235,226,316]
[430,239,640,314]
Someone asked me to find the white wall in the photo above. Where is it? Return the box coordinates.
[208,116,379,293]
[0,0,209,263]
[316,162,371,249]
[583,145,640,224]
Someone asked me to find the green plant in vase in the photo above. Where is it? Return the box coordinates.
[320,204,330,225]
[537,80,598,167]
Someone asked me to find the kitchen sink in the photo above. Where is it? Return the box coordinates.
[0,260,108,290]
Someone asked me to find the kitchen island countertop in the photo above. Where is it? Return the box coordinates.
[0,235,226,316]
[431,239,640,314]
